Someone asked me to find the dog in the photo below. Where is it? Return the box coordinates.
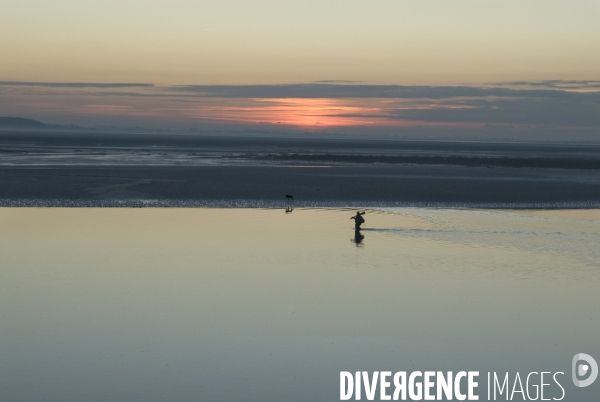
[285,194,294,201]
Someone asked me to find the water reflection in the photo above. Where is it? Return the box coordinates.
[1,208,599,402]
[351,228,365,246]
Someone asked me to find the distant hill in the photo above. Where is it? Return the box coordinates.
[0,117,48,128]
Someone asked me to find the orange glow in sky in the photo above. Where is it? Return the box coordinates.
[192,98,377,127]
[187,98,481,129]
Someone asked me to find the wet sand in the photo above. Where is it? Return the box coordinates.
[1,130,600,207]
[1,208,598,401]
[1,164,600,208]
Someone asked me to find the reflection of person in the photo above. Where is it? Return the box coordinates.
[353,228,365,245]
[350,211,366,230]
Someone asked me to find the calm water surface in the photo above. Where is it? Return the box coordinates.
[0,208,599,401]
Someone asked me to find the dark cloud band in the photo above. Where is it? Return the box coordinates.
[0,81,153,88]
[170,83,600,100]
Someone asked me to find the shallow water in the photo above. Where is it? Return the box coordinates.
[0,208,598,401]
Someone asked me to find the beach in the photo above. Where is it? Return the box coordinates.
[1,207,598,401]
[2,130,600,208]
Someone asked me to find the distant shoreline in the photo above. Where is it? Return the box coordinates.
[254,153,600,170]
[2,198,600,209]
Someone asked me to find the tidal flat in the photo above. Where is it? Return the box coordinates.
[0,208,599,401]
[2,131,600,208]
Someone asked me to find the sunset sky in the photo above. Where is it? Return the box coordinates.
[1,1,600,137]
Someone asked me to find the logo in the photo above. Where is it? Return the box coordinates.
[572,353,598,388]
[338,355,595,401]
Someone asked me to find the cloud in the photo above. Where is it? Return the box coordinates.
[494,80,600,91]
[170,83,600,100]
[385,97,600,127]
[4,80,600,101]
[0,81,153,88]
[319,96,600,127]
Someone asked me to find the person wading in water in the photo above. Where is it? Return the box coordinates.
[351,211,366,230]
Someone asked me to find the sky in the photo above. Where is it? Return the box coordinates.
[1,0,600,139]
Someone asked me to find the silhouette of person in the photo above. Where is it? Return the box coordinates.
[350,211,366,230]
